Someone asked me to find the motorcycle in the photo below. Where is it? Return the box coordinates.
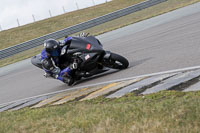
[31,34,129,85]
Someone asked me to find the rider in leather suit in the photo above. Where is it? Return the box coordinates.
[41,37,76,85]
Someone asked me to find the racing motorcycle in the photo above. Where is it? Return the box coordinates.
[31,34,129,85]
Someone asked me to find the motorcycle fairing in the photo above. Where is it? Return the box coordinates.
[68,36,104,53]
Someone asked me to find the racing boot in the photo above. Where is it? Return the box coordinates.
[44,72,54,79]
[44,72,51,78]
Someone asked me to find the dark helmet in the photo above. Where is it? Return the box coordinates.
[44,39,60,57]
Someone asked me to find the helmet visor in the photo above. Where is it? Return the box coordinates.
[49,50,59,57]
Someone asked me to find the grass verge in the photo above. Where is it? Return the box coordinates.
[0,90,200,132]
[1,0,200,67]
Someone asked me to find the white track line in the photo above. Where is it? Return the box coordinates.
[1,65,200,107]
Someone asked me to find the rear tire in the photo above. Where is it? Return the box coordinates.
[108,53,129,69]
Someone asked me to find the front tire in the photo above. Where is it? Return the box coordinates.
[107,53,129,69]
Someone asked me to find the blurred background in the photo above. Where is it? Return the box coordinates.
[0,0,111,31]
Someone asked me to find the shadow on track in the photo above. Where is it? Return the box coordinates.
[73,69,121,85]
[46,57,152,92]
[128,57,152,68]
[56,58,152,87]
[49,69,121,91]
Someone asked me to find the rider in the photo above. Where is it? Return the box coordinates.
[41,36,76,85]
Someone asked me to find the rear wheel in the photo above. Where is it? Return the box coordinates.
[106,53,129,69]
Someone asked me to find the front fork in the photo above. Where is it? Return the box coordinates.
[103,51,111,60]
[102,51,113,67]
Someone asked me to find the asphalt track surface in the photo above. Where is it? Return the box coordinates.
[1,3,200,104]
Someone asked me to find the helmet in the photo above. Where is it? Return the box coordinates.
[44,39,60,57]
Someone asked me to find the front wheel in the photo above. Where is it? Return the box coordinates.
[105,53,129,69]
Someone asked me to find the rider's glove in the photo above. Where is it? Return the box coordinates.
[58,40,65,46]
[58,37,72,46]
[79,32,89,37]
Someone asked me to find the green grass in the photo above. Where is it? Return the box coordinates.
[1,90,200,133]
[1,0,200,67]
